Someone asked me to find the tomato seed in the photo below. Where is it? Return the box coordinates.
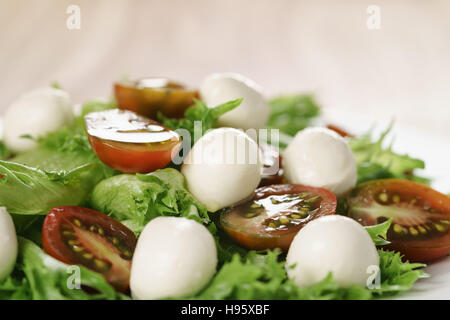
[392,194,400,203]
[378,192,389,203]
[417,225,427,235]
[409,227,419,236]
[73,219,83,228]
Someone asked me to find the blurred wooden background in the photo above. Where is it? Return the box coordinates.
[0,0,449,140]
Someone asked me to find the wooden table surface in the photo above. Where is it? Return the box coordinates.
[1,0,449,140]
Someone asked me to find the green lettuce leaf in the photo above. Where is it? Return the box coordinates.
[0,161,106,215]
[0,238,126,300]
[268,94,320,136]
[195,248,426,300]
[349,125,429,184]
[90,168,212,234]
[158,98,242,145]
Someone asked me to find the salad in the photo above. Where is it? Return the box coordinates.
[0,73,448,300]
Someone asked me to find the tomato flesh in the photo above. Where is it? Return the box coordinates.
[114,78,199,119]
[220,184,337,251]
[42,206,137,291]
[347,179,450,262]
[85,109,181,173]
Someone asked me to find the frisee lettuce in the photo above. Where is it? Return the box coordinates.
[349,125,429,184]
[0,238,127,300]
[194,248,426,300]
[90,168,213,235]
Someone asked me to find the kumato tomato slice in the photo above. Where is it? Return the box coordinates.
[42,206,137,291]
[85,109,181,173]
[114,78,199,119]
[220,184,337,251]
[347,179,450,262]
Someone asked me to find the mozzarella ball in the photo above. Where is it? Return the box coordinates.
[286,215,379,287]
[283,127,357,197]
[182,128,262,212]
[200,73,270,130]
[0,207,18,280]
[130,217,217,300]
[3,87,74,152]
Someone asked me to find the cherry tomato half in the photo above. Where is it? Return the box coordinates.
[85,109,181,173]
[220,184,337,251]
[114,78,199,119]
[347,179,450,262]
[42,206,137,291]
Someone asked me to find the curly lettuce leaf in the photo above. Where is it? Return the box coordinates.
[158,98,242,145]
[349,125,429,184]
[90,168,211,234]
[0,161,106,215]
[195,248,426,300]
[0,238,126,300]
[268,94,320,136]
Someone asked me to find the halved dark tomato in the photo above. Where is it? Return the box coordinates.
[85,109,181,173]
[259,142,285,187]
[220,184,337,251]
[347,179,450,262]
[114,78,199,119]
[42,206,137,291]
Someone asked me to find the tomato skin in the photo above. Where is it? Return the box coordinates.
[42,206,137,291]
[88,135,181,174]
[114,80,199,119]
[326,124,353,138]
[221,184,337,251]
[85,109,182,173]
[347,179,450,262]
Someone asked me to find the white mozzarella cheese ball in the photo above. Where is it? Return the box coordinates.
[286,215,379,287]
[200,73,270,130]
[181,128,262,212]
[283,127,357,197]
[3,87,74,152]
[130,217,217,300]
[0,207,18,280]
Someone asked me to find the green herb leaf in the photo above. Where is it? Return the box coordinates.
[158,98,242,145]
[364,218,393,246]
[268,94,320,136]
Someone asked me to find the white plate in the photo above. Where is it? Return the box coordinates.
[0,111,449,299]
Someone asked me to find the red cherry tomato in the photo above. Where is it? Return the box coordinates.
[220,184,337,251]
[42,206,137,291]
[84,109,181,173]
[347,179,450,262]
[114,78,199,119]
